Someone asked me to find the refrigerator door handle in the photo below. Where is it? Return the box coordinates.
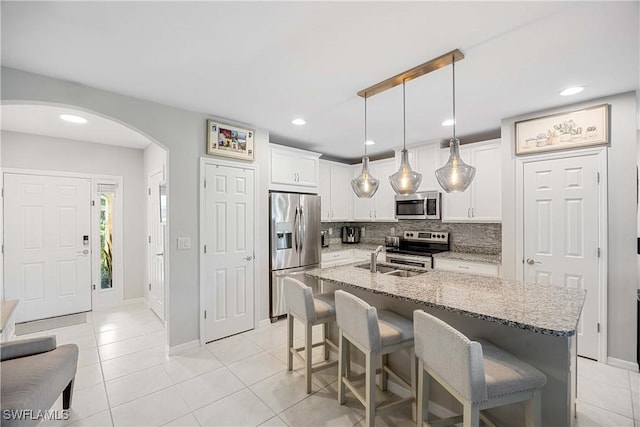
[299,205,304,253]
[294,205,300,253]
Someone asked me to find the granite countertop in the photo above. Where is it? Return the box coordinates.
[432,251,502,265]
[307,264,585,337]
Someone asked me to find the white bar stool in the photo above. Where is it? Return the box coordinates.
[334,290,415,427]
[283,277,338,394]
[413,310,547,427]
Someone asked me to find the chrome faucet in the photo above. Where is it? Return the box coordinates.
[370,245,384,273]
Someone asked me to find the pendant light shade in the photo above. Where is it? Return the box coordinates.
[389,81,422,195]
[435,54,475,193]
[351,97,380,198]
[435,138,476,192]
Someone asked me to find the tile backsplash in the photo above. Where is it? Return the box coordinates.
[322,220,501,255]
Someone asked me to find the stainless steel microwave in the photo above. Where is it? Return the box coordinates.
[394,191,441,220]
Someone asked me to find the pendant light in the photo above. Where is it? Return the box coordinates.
[389,80,422,195]
[351,96,380,198]
[435,54,476,193]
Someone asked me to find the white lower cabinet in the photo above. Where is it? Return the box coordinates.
[433,258,500,277]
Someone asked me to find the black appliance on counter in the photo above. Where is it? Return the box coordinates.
[341,226,360,244]
[385,230,449,269]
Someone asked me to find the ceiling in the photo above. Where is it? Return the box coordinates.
[1,104,152,149]
[1,1,638,163]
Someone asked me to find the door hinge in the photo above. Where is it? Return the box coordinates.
[148,235,151,244]
[1,188,3,197]
[597,172,600,184]
[204,179,206,189]
[204,310,207,319]
[597,247,601,258]
[204,245,207,254]
[91,200,95,206]
[92,284,96,290]
[597,322,600,333]
[148,283,151,291]
[148,188,151,195]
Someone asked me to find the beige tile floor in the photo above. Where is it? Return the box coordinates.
[16,302,639,426]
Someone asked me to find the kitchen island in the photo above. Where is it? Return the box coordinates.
[307,263,586,426]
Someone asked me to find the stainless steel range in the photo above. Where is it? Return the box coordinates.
[385,231,449,269]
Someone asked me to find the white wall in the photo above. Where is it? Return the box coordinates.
[0,66,271,348]
[501,91,639,363]
[1,130,147,300]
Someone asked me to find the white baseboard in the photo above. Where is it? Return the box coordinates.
[607,356,639,372]
[124,297,148,306]
[167,339,200,356]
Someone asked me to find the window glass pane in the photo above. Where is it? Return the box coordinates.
[100,192,114,289]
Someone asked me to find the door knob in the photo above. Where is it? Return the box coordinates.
[243,255,253,261]
[77,249,89,255]
[526,258,541,265]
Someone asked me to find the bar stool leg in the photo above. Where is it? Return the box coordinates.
[305,321,313,393]
[287,313,294,371]
[323,322,330,360]
[416,361,429,427]
[525,390,542,427]
[365,351,377,427]
[410,347,416,422]
[338,331,347,405]
[463,402,480,427]
[380,354,389,391]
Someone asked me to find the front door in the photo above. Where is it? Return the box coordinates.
[4,173,92,322]
[148,169,165,321]
[204,163,255,342]
[523,153,602,359]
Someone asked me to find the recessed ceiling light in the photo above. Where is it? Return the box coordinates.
[559,86,584,96]
[365,140,376,145]
[291,118,306,126]
[60,114,87,124]
[441,119,455,126]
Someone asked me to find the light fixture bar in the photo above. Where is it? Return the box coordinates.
[357,49,464,98]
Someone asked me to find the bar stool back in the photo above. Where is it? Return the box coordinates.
[335,290,415,427]
[283,277,338,393]
[413,310,547,427]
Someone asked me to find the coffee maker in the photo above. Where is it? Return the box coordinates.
[341,226,360,244]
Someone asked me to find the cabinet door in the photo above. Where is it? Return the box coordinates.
[271,149,297,185]
[330,164,352,221]
[414,143,440,192]
[319,161,332,221]
[469,142,502,222]
[295,154,320,188]
[371,159,396,221]
[440,146,472,222]
[351,164,373,220]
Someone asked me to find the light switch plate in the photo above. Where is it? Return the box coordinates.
[177,237,191,250]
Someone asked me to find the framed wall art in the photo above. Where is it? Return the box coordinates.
[206,120,255,162]
[515,104,609,155]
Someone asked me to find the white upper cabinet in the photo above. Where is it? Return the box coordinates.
[440,139,502,222]
[395,142,442,192]
[270,144,321,193]
[351,158,396,221]
[319,160,352,221]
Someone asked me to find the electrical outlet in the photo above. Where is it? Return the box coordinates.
[360,227,366,238]
[177,237,191,250]
[328,227,333,236]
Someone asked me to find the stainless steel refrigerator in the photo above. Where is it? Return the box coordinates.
[269,192,321,321]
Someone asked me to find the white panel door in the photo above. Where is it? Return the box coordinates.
[148,169,165,321]
[523,155,600,359]
[4,173,91,322]
[204,164,255,342]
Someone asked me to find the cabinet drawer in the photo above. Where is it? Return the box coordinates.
[434,258,500,277]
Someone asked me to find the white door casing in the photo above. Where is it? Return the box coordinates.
[148,169,165,321]
[203,162,255,342]
[4,173,92,322]
[522,152,603,360]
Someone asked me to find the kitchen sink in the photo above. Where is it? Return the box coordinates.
[355,263,426,277]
